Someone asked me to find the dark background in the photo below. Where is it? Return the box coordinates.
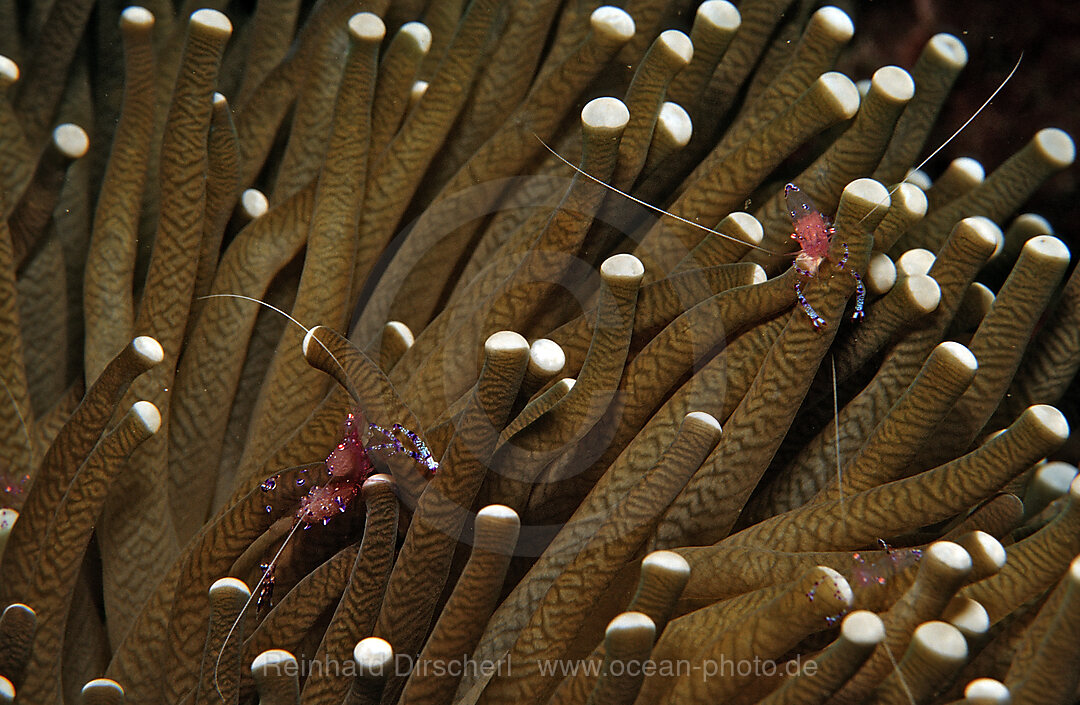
[839,0,1079,245]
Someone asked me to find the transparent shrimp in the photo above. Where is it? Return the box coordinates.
[535,53,1022,332]
[785,182,866,329]
[199,293,437,703]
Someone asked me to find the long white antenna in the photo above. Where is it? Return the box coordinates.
[534,135,784,256]
[198,292,350,701]
[882,642,917,705]
[197,294,352,387]
[0,374,31,499]
[832,355,845,535]
[213,513,307,702]
[857,53,1024,229]
[910,53,1023,176]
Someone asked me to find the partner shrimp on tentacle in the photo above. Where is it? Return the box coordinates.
[204,292,442,699]
[253,406,436,603]
[536,138,871,331]
[294,409,437,527]
[217,397,438,698]
[785,182,866,330]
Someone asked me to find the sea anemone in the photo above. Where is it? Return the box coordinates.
[0,1,1078,704]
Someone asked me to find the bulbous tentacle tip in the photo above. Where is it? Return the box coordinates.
[80,678,125,705]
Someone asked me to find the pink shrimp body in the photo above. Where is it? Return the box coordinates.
[785,183,834,276]
[851,545,923,587]
[297,411,374,524]
[221,408,435,695]
[784,182,865,329]
[292,411,437,525]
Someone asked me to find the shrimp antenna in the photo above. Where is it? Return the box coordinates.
[197,294,353,392]
[533,134,784,256]
[831,355,845,535]
[857,53,1023,228]
[213,515,307,702]
[910,52,1022,176]
[0,373,32,497]
[881,641,917,705]
[198,293,374,699]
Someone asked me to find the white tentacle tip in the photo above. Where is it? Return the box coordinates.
[912,621,968,662]
[903,274,939,313]
[658,102,692,147]
[843,178,889,209]
[659,29,693,65]
[929,33,969,66]
[698,1,740,31]
[897,249,934,277]
[873,65,915,102]
[348,12,386,42]
[1033,461,1078,496]
[475,505,522,551]
[591,6,635,41]
[895,181,928,216]
[1035,127,1075,167]
[684,411,721,433]
[1028,404,1069,443]
[818,71,860,119]
[813,6,854,40]
[477,504,519,523]
[963,678,1010,704]
[948,156,985,183]
[606,611,656,641]
[190,8,232,36]
[642,550,691,577]
[728,211,763,244]
[601,253,645,281]
[960,216,1003,251]
[1022,234,1070,262]
[385,321,414,346]
[485,331,529,355]
[54,124,89,159]
[818,566,854,606]
[210,576,251,598]
[400,22,432,53]
[841,610,885,647]
[962,531,1006,572]
[353,637,394,676]
[241,189,269,218]
[529,339,565,375]
[582,97,630,130]
[936,341,977,373]
[251,649,297,674]
[133,336,165,364]
[131,401,161,434]
[750,264,767,285]
[926,540,973,574]
[80,679,124,700]
[943,596,989,637]
[0,56,17,86]
[0,508,17,534]
[301,327,321,356]
[866,253,896,294]
[120,6,155,28]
